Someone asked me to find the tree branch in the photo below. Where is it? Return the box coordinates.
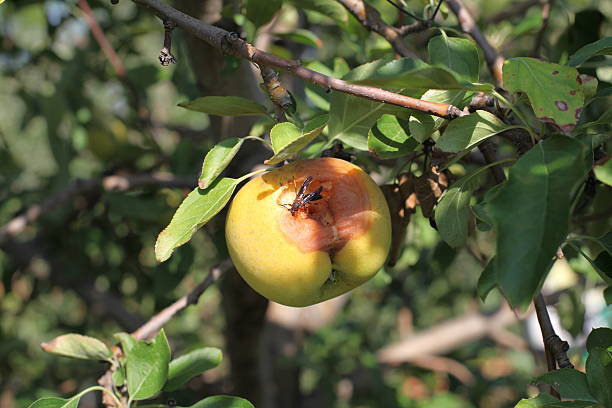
[336,0,418,58]
[0,173,194,244]
[531,0,555,57]
[445,0,504,86]
[78,0,126,77]
[131,0,465,119]
[131,259,232,340]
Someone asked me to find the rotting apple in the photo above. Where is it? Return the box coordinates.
[225,157,391,307]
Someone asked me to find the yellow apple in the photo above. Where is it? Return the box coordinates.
[225,158,391,307]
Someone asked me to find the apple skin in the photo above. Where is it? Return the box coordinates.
[225,158,391,307]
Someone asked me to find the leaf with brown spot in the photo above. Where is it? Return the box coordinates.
[503,58,584,134]
[41,334,112,362]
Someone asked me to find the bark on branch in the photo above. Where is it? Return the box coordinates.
[131,0,465,119]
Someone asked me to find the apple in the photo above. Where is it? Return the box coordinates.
[225,158,391,307]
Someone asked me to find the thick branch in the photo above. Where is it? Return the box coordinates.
[0,173,194,244]
[132,0,464,119]
[378,305,517,362]
[336,0,418,58]
[446,0,504,86]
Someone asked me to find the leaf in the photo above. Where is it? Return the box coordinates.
[246,0,283,28]
[199,138,245,189]
[503,58,584,135]
[276,29,323,48]
[179,395,255,408]
[155,178,239,262]
[514,394,598,408]
[165,347,223,391]
[593,157,612,187]
[437,110,509,153]
[298,0,348,24]
[40,334,112,362]
[435,166,486,247]
[350,57,460,90]
[580,75,598,101]
[328,60,406,150]
[477,258,497,301]
[265,115,327,164]
[486,136,588,309]
[535,368,597,402]
[408,111,436,143]
[586,328,612,353]
[428,32,481,82]
[178,96,267,117]
[27,397,81,408]
[585,347,612,407]
[568,37,612,67]
[367,114,417,159]
[270,122,302,153]
[123,330,171,401]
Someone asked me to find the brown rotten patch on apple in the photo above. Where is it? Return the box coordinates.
[273,167,372,256]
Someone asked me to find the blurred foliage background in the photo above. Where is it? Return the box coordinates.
[0,0,611,407]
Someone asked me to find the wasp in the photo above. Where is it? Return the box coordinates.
[282,176,323,216]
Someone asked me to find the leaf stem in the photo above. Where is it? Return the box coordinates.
[492,90,538,143]
[237,167,270,182]
[243,135,273,151]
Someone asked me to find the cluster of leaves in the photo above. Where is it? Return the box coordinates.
[157,32,612,312]
[29,330,252,408]
[517,328,612,407]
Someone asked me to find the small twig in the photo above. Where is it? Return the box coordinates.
[78,0,126,76]
[159,18,177,66]
[131,260,231,340]
[259,66,290,122]
[394,0,443,35]
[531,0,555,57]
[386,0,425,22]
[446,0,504,87]
[534,294,574,370]
[0,173,194,244]
[337,0,418,58]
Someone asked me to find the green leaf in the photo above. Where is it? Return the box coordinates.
[298,0,348,24]
[408,111,436,143]
[165,347,223,392]
[594,157,612,186]
[477,258,497,301]
[123,330,171,401]
[586,347,612,406]
[580,75,598,101]
[40,334,112,362]
[503,58,584,135]
[199,138,245,189]
[27,397,81,408]
[350,57,460,90]
[435,166,486,247]
[487,136,588,309]
[535,368,597,402]
[367,114,417,159]
[178,96,267,117]
[265,115,327,164]
[568,37,612,67]
[437,110,509,153]
[514,394,598,408]
[155,178,239,262]
[246,0,283,28]
[328,60,406,150]
[276,29,323,48]
[586,328,612,353]
[179,396,255,408]
[604,286,612,305]
[428,32,481,82]
[112,365,126,387]
[270,122,302,153]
